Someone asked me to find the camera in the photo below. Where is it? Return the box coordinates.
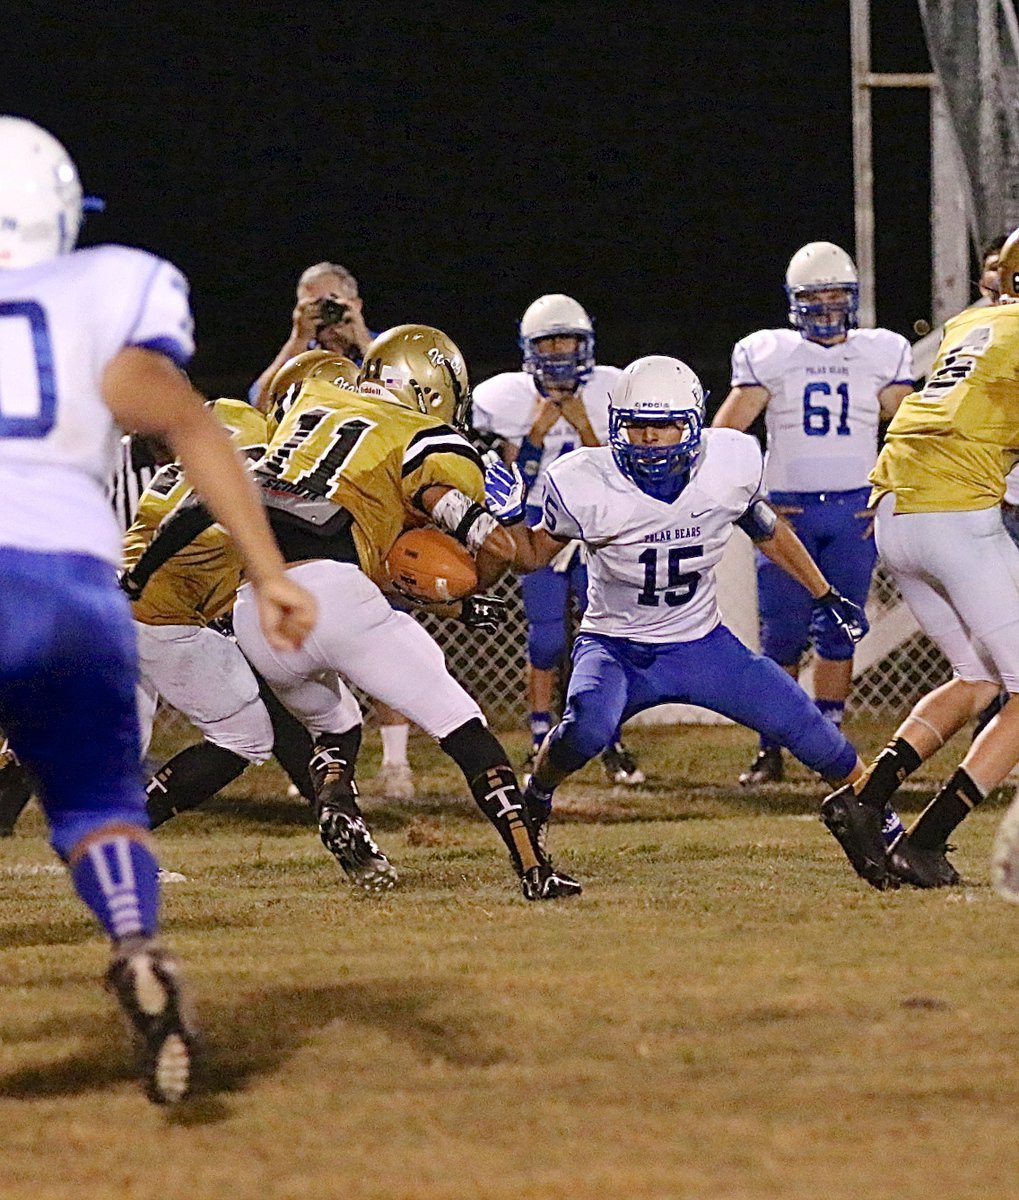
[316,297,350,330]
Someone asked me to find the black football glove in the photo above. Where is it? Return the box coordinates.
[810,587,869,651]
[460,594,508,633]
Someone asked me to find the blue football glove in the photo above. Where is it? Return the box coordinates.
[810,588,869,653]
[484,459,526,526]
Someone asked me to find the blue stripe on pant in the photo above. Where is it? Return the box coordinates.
[758,487,876,664]
[549,626,857,781]
[0,548,147,859]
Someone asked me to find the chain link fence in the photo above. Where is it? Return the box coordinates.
[151,560,951,753]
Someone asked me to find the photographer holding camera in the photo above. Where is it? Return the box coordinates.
[251,261,374,411]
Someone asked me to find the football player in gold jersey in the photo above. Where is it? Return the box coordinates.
[822,227,1019,892]
[122,398,363,846]
[124,325,579,900]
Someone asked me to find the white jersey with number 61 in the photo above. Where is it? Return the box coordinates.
[0,244,194,564]
[730,327,912,494]
[538,428,764,643]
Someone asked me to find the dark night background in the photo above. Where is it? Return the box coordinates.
[4,2,937,407]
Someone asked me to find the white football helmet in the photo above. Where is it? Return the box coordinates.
[609,356,705,498]
[785,242,859,339]
[0,117,83,270]
[518,293,595,394]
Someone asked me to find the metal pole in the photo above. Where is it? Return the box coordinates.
[851,0,876,327]
[930,85,971,325]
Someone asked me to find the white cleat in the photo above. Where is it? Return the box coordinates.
[106,947,196,1104]
[373,763,415,801]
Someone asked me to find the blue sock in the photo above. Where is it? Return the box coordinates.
[815,698,845,727]
[70,835,160,942]
[530,711,552,754]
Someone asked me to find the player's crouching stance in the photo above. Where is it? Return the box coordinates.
[0,118,315,1103]
[485,356,874,879]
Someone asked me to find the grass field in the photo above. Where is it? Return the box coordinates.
[2,719,1019,1200]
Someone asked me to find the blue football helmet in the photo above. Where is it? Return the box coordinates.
[518,293,595,395]
[609,356,705,501]
[785,242,859,340]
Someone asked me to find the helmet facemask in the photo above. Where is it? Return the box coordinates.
[785,283,859,340]
[520,330,595,396]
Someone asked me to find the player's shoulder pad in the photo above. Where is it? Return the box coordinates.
[850,326,911,353]
[734,327,796,360]
[699,427,764,493]
[402,421,483,478]
[75,242,186,286]
[472,371,533,408]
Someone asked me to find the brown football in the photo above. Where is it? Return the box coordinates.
[385,527,478,603]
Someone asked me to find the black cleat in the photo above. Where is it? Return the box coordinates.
[739,746,784,787]
[887,837,961,888]
[319,807,397,892]
[522,776,552,859]
[602,742,645,786]
[820,786,896,891]
[521,861,583,901]
[106,947,196,1105]
[0,755,33,836]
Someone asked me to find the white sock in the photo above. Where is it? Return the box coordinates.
[380,723,409,767]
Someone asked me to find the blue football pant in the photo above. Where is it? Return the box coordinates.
[0,549,147,860]
[758,488,876,664]
[549,626,858,782]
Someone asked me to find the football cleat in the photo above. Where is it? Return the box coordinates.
[602,742,645,786]
[522,775,553,859]
[319,806,397,892]
[738,747,784,787]
[521,861,583,901]
[106,946,196,1105]
[886,836,961,888]
[820,786,896,891]
[373,762,415,802]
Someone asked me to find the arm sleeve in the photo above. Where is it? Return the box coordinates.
[402,426,486,509]
[536,470,584,540]
[730,339,765,388]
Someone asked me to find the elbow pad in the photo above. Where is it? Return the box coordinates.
[431,488,499,554]
[735,499,778,543]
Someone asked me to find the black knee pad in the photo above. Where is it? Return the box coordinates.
[439,718,509,781]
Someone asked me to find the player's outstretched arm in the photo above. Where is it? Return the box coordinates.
[102,348,316,651]
[711,384,769,431]
[756,517,829,598]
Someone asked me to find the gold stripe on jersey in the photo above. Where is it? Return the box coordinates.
[869,303,1019,512]
[123,399,268,627]
[257,378,484,581]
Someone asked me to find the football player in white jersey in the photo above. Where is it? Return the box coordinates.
[472,294,643,784]
[485,356,874,879]
[0,118,315,1104]
[712,243,912,802]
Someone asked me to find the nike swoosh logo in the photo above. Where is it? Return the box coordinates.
[691,509,710,518]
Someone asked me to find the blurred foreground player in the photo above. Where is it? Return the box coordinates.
[0,118,315,1103]
[485,356,869,876]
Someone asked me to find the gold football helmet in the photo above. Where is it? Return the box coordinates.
[265,349,360,438]
[998,227,1019,299]
[359,324,471,428]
